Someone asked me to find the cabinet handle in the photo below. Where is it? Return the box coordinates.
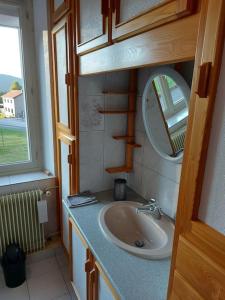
[101,0,108,16]
[196,62,212,98]
[85,259,92,273]
[90,269,96,283]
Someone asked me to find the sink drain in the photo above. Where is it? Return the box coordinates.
[134,240,145,248]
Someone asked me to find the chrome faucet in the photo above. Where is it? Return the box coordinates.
[136,198,163,220]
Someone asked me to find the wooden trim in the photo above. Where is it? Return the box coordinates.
[111,0,196,42]
[125,69,137,170]
[152,80,176,156]
[95,261,120,300]
[168,0,225,297]
[69,217,88,248]
[52,0,71,24]
[105,166,132,173]
[79,12,199,75]
[47,0,59,231]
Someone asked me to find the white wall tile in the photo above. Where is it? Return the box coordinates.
[79,95,104,132]
[142,167,179,218]
[80,131,104,165]
[78,74,106,96]
[105,71,129,92]
[80,161,104,193]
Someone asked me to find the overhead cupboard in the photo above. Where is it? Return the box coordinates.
[75,0,196,55]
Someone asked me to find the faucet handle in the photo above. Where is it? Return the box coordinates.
[147,198,157,204]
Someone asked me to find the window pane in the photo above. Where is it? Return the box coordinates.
[0,21,30,165]
[165,75,184,105]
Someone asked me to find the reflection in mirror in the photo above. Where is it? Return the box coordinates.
[142,67,191,163]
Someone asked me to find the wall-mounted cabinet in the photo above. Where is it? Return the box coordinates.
[112,0,196,42]
[52,14,75,135]
[76,0,111,55]
[69,218,119,300]
[51,0,71,23]
[75,0,196,56]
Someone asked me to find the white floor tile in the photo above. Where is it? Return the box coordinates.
[60,266,77,300]
[26,257,59,279]
[27,270,68,300]
[56,253,69,269]
[0,282,29,300]
[0,270,5,288]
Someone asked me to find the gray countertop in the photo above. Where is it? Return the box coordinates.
[65,189,171,300]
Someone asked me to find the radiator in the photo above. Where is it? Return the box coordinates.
[0,190,45,257]
[171,127,186,154]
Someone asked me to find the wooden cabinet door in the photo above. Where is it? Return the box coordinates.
[69,218,90,300]
[168,0,225,299]
[111,0,196,42]
[76,0,110,55]
[51,0,71,23]
[52,14,75,135]
[57,136,76,252]
[93,261,119,300]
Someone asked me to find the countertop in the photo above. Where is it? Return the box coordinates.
[65,189,171,300]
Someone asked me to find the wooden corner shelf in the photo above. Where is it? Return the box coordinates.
[112,135,134,141]
[99,69,140,174]
[98,110,135,114]
[127,143,142,148]
[105,166,132,174]
[102,91,130,95]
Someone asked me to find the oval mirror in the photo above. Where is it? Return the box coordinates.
[142,67,190,163]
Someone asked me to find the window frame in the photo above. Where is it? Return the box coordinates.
[0,0,42,175]
[154,75,186,119]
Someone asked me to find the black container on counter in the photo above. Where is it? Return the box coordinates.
[113,178,127,201]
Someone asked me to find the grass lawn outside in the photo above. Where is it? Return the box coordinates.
[0,127,29,164]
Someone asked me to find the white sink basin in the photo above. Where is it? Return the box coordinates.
[98,201,174,260]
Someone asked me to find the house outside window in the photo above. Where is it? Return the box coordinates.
[0,0,42,174]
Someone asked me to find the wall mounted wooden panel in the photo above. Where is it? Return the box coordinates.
[79,13,199,75]
[168,0,225,298]
[76,0,111,55]
[111,0,196,42]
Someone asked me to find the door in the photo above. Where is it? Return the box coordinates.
[168,0,225,299]
[76,0,111,55]
[57,136,76,252]
[111,0,196,42]
[51,0,71,24]
[51,11,79,252]
[93,261,119,300]
[69,218,92,300]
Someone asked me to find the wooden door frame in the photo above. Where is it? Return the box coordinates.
[111,0,196,42]
[168,0,225,297]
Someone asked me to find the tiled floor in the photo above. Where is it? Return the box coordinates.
[0,247,77,300]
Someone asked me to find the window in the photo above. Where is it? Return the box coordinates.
[0,1,41,175]
[154,75,186,118]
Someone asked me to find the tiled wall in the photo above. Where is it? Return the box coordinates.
[79,65,194,219]
[79,71,129,192]
[128,68,181,219]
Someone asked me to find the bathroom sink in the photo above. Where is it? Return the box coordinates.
[98,201,174,259]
